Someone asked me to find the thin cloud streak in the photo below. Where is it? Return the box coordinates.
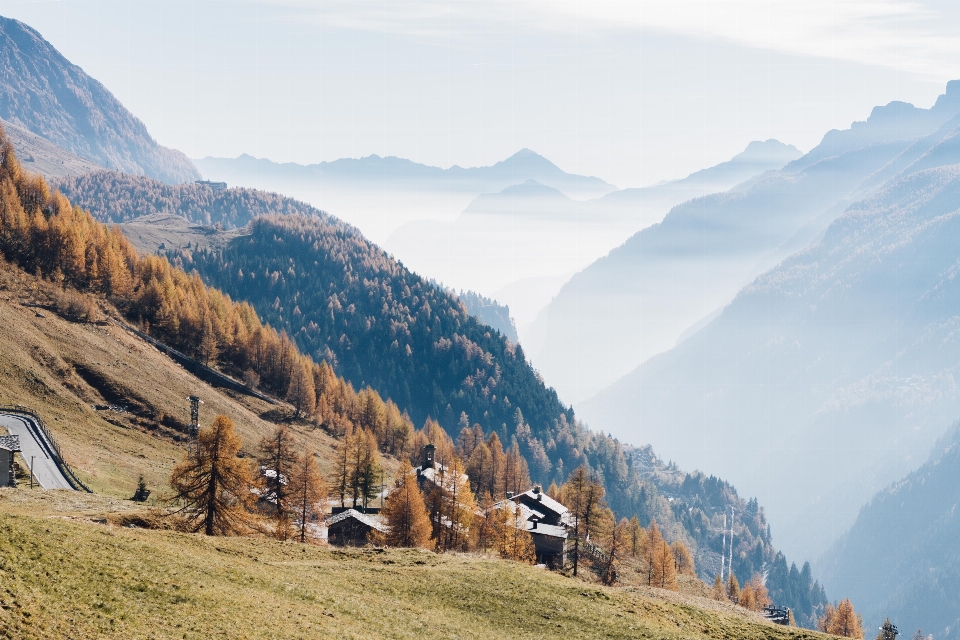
[274,0,960,80]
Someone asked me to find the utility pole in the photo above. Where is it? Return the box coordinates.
[187,395,203,456]
[720,512,727,582]
[29,455,34,489]
[728,508,735,581]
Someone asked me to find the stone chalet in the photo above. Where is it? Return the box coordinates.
[0,435,20,487]
[499,485,570,567]
[326,508,387,546]
[407,444,573,566]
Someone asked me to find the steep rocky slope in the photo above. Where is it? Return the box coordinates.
[0,16,198,183]
[529,82,960,404]
[584,161,960,561]
[820,425,960,638]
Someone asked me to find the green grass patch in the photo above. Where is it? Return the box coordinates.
[0,493,835,640]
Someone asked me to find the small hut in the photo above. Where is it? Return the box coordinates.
[0,435,21,487]
[326,509,386,546]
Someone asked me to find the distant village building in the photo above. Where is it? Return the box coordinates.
[0,435,21,487]
[326,508,387,546]
[414,444,467,494]
[408,444,572,566]
[500,485,570,567]
[195,180,227,191]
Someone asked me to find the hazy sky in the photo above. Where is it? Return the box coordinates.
[2,0,959,187]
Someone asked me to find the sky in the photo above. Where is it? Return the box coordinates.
[1,0,958,188]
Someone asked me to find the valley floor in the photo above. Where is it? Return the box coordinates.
[0,490,832,640]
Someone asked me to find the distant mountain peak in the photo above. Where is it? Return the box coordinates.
[729,139,803,164]
[0,16,198,184]
[932,78,960,113]
[495,148,557,169]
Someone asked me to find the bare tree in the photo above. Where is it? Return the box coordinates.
[259,426,299,540]
[287,447,327,544]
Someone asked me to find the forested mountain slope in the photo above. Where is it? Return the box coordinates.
[584,161,960,561]
[0,16,197,183]
[52,170,322,228]
[171,214,830,614]
[529,81,960,404]
[53,163,824,619]
[820,424,960,639]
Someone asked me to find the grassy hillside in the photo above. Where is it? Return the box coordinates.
[0,260,391,497]
[0,491,832,640]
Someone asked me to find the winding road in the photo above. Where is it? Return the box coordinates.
[0,412,75,490]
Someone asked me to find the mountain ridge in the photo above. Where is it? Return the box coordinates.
[819,423,960,639]
[581,158,960,561]
[526,82,960,406]
[0,15,198,184]
[195,148,617,199]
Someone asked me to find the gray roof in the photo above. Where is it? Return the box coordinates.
[0,434,20,452]
[325,509,387,532]
[513,488,569,517]
[492,499,568,540]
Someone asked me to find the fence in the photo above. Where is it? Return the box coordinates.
[0,405,93,493]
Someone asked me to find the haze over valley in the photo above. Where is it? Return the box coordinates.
[2,2,960,637]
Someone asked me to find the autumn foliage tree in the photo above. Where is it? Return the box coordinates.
[712,575,726,601]
[169,415,258,536]
[726,573,741,603]
[643,521,678,591]
[495,503,536,563]
[819,599,864,638]
[562,465,607,576]
[601,517,629,585]
[379,460,432,548]
[738,573,771,612]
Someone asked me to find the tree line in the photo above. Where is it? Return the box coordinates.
[170,411,697,591]
[53,170,328,228]
[0,126,425,465]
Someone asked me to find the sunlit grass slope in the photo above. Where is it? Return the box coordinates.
[0,262,382,497]
[0,492,834,640]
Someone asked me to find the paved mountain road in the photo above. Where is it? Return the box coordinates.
[0,413,75,490]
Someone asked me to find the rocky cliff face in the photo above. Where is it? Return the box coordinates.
[0,16,198,184]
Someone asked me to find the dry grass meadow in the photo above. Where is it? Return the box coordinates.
[0,491,836,640]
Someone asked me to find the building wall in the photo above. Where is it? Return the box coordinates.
[0,449,13,487]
